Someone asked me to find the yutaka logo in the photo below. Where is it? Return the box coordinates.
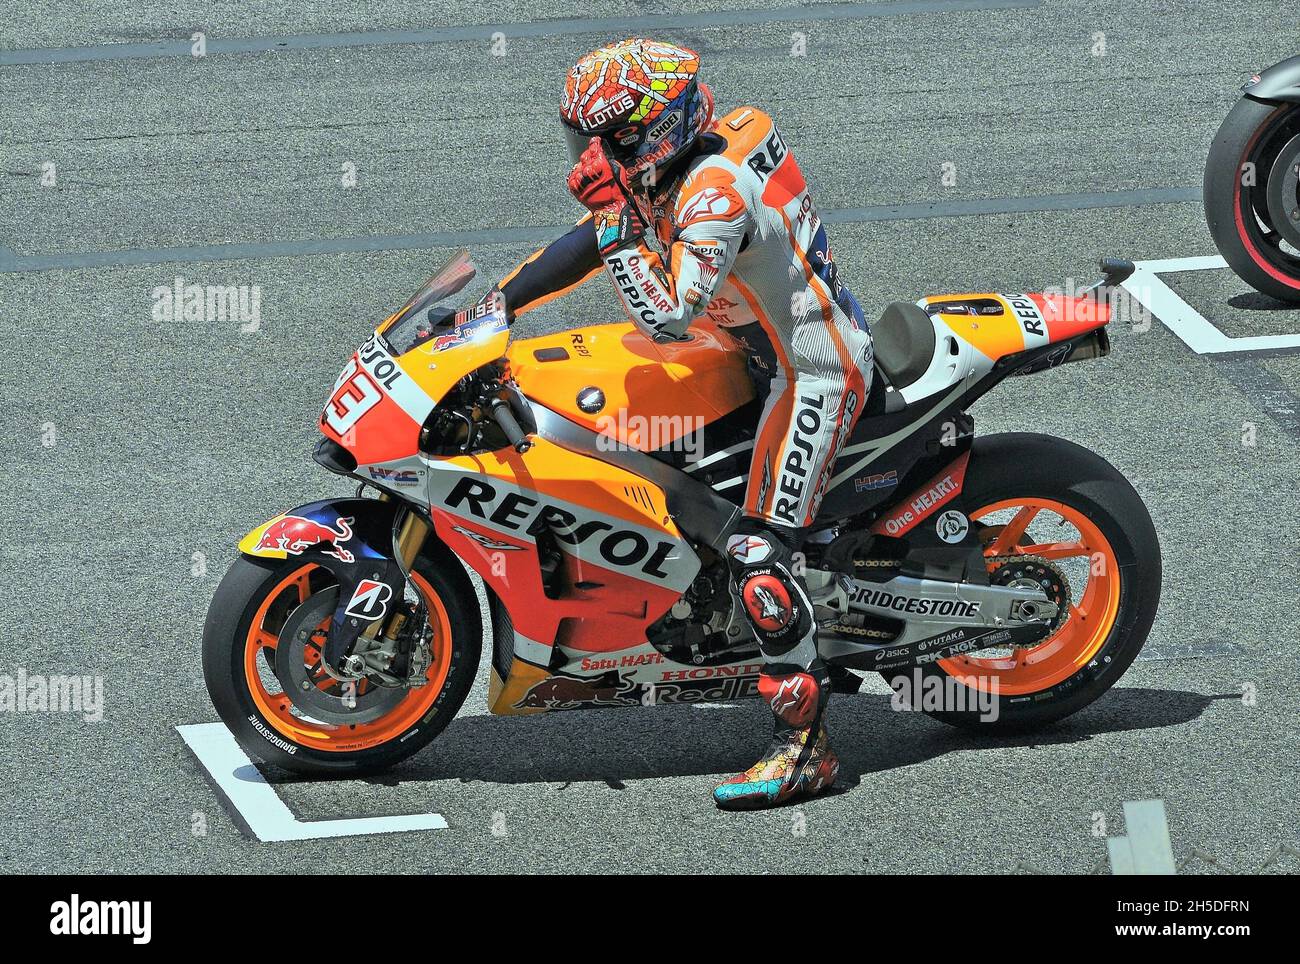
[151,275,261,331]
[888,669,1000,722]
[594,409,706,461]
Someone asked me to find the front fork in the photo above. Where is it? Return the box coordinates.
[322,499,433,676]
[378,503,435,647]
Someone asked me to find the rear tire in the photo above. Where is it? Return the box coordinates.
[202,553,481,776]
[881,433,1161,732]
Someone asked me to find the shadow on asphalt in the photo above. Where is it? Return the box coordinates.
[1226,291,1299,311]
[265,686,1232,790]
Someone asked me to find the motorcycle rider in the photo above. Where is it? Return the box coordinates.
[495,38,874,810]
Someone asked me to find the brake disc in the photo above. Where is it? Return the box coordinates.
[1265,133,1300,250]
[274,588,408,725]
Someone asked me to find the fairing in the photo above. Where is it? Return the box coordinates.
[899,291,1110,405]
[1243,55,1300,103]
[320,253,509,472]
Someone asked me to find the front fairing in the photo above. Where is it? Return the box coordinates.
[318,251,509,482]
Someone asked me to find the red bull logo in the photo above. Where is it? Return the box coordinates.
[430,332,463,351]
[255,515,355,562]
[514,670,638,710]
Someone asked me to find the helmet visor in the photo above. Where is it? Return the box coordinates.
[563,125,596,167]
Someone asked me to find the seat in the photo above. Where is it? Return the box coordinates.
[873,301,936,390]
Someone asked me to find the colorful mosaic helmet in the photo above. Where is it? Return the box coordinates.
[560,38,714,188]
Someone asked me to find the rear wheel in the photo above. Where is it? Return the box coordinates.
[882,433,1161,731]
[202,553,480,775]
[1204,97,1300,302]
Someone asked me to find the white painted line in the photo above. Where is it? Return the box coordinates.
[1131,255,1228,273]
[1123,255,1300,355]
[1107,799,1177,875]
[178,722,448,841]
[1121,799,1178,874]
[1106,835,1137,875]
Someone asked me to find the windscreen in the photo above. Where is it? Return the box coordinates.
[380,250,485,355]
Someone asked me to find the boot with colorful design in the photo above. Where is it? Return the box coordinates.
[713,667,839,810]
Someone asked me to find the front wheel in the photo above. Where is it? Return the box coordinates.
[1204,96,1300,302]
[202,553,481,775]
[882,433,1161,732]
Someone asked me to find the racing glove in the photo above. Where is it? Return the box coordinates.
[567,139,645,256]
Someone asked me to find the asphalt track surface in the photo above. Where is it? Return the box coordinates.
[2,1,1298,874]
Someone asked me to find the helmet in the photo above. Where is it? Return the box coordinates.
[560,38,714,188]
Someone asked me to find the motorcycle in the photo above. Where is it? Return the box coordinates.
[202,251,1161,775]
[1205,54,1300,302]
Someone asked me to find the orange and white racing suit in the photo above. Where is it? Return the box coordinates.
[502,106,874,536]
[501,104,873,695]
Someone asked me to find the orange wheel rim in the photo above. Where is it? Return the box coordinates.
[937,498,1121,695]
[243,565,454,752]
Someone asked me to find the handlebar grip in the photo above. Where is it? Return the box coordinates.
[489,397,532,453]
[1099,257,1135,287]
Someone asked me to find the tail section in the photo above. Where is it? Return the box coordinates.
[919,291,1109,364]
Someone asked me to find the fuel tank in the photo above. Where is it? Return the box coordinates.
[508,322,755,450]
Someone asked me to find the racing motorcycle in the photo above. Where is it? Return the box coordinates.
[1205,54,1300,302]
[203,251,1161,775]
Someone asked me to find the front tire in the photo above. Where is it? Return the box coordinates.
[882,433,1161,732]
[202,552,481,776]
[1204,97,1300,302]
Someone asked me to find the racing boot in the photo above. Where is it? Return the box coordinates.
[715,524,839,809]
[714,664,839,810]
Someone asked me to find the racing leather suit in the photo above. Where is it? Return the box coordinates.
[500,106,873,808]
